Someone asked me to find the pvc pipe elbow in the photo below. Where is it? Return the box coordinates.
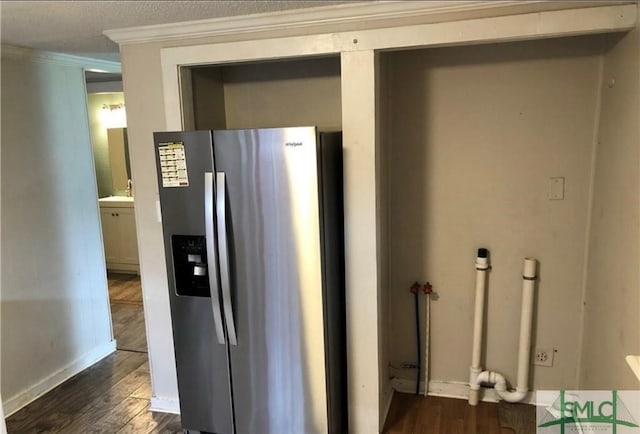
[488,372,504,389]
[490,371,528,402]
[477,370,491,385]
[469,369,488,403]
[470,369,490,389]
[496,388,528,403]
[468,367,487,407]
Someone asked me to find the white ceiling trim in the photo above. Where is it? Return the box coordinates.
[1,45,121,71]
[104,0,561,45]
[161,3,637,64]
[159,2,637,131]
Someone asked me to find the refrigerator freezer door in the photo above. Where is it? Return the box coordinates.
[213,127,329,434]
[154,131,234,434]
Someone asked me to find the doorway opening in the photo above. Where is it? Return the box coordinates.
[85,70,147,354]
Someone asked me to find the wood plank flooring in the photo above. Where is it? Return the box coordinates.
[6,349,536,434]
[383,392,535,434]
[7,272,535,433]
[108,273,147,353]
[6,274,165,432]
[111,303,148,353]
[107,272,143,305]
[6,350,182,433]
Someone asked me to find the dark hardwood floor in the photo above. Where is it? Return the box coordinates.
[6,274,179,433]
[7,272,534,433]
[111,303,148,353]
[6,351,182,433]
[108,272,147,353]
[383,392,535,434]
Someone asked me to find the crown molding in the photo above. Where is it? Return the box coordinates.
[105,0,566,45]
[1,45,121,72]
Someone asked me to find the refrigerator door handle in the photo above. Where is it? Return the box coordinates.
[216,172,238,346]
[205,172,226,345]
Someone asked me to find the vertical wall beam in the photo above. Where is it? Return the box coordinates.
[340,49,381,433]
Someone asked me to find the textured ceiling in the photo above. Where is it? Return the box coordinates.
[0,1,344,62]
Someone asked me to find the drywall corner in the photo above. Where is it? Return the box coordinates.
[579,22,640,389]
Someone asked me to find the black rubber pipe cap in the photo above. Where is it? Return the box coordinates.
[477,248,488,258]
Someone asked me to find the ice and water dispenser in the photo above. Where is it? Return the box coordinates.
[171,235,211,297]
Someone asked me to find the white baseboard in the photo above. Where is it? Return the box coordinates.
[3,340,117,417]
[106,263,140,274]
[150,396,180,414]
[391,378,537,405]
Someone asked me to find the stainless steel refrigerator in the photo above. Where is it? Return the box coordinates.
[153,127,346,434]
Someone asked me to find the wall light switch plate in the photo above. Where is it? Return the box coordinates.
[548,177,565,200]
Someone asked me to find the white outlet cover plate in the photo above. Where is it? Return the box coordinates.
[535,348,554,367]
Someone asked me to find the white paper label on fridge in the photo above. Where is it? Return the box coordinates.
[158,142,189,187]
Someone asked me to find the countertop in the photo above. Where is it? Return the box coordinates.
[98,196,134,208]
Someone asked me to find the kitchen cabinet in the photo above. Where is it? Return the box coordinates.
[99,198,139,273]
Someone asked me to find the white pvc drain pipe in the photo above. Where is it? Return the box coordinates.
[469,250,537,405]
[469,248,489,406]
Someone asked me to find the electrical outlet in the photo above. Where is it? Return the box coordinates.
[534,348,554,367]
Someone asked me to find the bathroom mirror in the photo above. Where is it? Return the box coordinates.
[107,127,132,195]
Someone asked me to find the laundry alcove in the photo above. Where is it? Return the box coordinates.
[380,30,639,398]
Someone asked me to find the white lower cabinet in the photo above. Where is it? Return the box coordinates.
[99,202,139,273]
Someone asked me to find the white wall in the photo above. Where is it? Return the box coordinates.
[190,57,342,130]
[580,23,640,389]
[120,43,180,410]
[1,48,115,415]
[221,57,342,130]
[385,36,604,391]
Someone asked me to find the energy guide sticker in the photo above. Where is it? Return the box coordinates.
[158,142,189,187]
